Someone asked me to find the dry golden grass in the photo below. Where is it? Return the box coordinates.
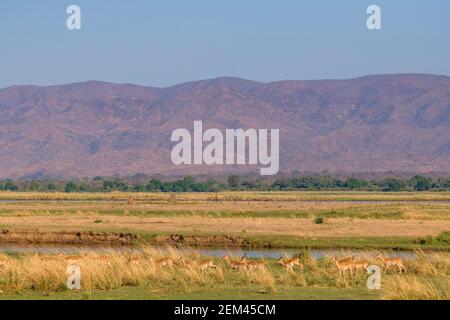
[0,248,448,299]
[382,276,449,300]
[246,267,276,294]
[0,248,223,294]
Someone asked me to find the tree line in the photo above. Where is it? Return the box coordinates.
[0,175,449,193]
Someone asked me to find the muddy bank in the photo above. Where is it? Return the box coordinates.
[0,229,137,245]
[0,230,250,248]
[0,229,447,251]
[153,234,250,247]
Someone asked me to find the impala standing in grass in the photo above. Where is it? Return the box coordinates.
[376,254,407,273]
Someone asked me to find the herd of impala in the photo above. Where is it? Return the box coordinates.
[0,251,407,276]
[330,254,407,276]
[223,253,407,276]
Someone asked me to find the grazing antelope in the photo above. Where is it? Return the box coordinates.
[278,257,303,272]
[330,256,355,276]
[376,254,407,273]
[156,257,174,267]
[222,255,248,271]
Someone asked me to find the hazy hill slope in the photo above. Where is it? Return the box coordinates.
[0,74,449,178]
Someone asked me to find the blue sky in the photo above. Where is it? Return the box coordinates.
[0,0,449,88]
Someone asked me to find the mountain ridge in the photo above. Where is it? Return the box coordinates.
[0,74,449,178]
[3,73,450,91]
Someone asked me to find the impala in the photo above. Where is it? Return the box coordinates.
[278,257,303,271]
[125,252,141,264]
[330,256,355,276]
[339,256,356,264]
[352,260,369,273]
[376,254,407,273]
[241,259,266,271]
[197,259,219,273]
[222,255,248,271]
[94,255,112,266]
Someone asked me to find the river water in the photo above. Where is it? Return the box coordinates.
[0,244,418,260]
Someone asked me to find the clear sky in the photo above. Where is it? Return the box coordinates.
[0,0,449,88]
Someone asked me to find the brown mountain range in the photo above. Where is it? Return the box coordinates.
[0,74,449,178]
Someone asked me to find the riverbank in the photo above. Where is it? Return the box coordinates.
[0,228,448,251]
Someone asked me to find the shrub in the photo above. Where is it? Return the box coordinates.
[314,216,325,224]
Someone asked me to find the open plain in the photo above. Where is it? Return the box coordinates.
[0,191,448,300]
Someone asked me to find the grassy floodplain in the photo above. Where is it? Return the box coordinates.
[0,191,448,300]
[0,191,449,250]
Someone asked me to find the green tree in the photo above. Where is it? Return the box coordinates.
[103,178,128,191]
[380,178,405,192]
[182,176,196,191]
[162,182,175,192]
[112,178,128,191]
[344,178,368,190]
[227,175,241,189]
[29,181,40,191]
[132,184,145,192]
[47,183,57,191]
[411,175,432,191]
[145,179,163,192]
[64,182,78,193]
[271,179,291,191]
[4,180,18,191]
